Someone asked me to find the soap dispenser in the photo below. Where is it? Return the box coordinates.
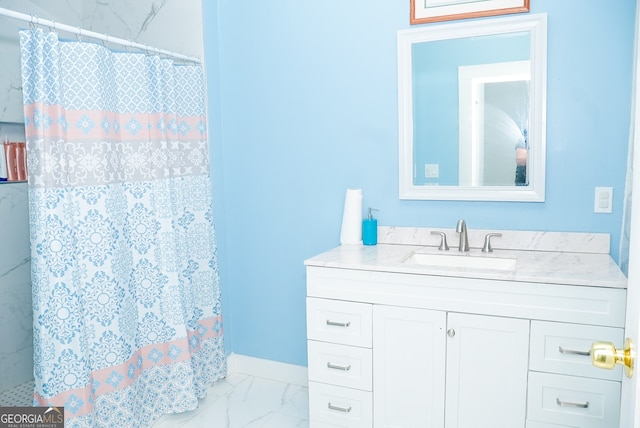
[362,208,378,246]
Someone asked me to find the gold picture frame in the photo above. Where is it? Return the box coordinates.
[411,0,530,25]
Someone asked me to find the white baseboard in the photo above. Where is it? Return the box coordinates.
[226,353,308,387]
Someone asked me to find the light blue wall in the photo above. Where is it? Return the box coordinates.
[203,1,636,366]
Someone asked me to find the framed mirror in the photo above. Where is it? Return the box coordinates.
[398,13,547,201]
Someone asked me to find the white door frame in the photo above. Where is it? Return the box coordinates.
[620,2,640,427]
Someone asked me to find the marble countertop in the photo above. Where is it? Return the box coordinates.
[304,227,627,289]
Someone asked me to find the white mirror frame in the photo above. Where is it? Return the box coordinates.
[398,13,547,201]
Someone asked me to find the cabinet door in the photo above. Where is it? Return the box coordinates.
[445,313,530,428]
[373,305,446,428]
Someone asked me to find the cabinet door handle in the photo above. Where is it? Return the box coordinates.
[447,328,456,337]
[327,362,352,371]
[559,346,591,356]
[328,402,352,413]
[556,398,590,409]
[326,320,351,327]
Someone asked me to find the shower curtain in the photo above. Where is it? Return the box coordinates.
[19,29,226,427]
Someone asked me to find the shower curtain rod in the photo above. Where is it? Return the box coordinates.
[0,6,201,64]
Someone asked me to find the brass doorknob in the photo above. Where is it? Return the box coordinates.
[591,338,634,378]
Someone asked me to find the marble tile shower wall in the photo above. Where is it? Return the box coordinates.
[0,181,31,392]
[0,0,204,391]
[0,0,82,122]
[0,0,203,122]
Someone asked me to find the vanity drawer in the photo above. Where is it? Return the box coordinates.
[527,372,621,428]
[308,381,372,428]
[530,321,624,381]
[308,340,372,391]
[307,297,372,348]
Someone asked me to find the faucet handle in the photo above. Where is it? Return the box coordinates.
[431,231,450,251]
[482,233,502,253]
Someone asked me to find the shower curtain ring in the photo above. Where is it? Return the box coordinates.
[29,14,36,30]
[76,27,82,41]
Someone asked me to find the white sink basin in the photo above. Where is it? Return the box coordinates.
[404,252,517,271]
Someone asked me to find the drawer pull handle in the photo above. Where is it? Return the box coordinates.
[556,398,590,409]
[327,362,352,371]
[559,346,591,356]
[326,320,351,327]
[328,402,352,413]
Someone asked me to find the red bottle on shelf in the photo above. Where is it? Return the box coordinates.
[3,142,18,181]
[15,142,26,181]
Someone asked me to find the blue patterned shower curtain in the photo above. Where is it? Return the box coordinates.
[19,29,226,427]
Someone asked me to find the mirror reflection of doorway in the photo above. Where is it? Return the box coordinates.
[458,61,530,186]
[484,80,530,186]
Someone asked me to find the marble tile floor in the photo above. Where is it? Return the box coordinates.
[0,374,309,427]
[152,373,309,428]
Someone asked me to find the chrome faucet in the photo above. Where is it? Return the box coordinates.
[456,219,470,252]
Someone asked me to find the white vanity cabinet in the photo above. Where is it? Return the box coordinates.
[443,312,530,428]
[372,305,446,427]
[306,297,374,427]
[526,321,624,427]
[373,307,529,428]
[305,255,627,428]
